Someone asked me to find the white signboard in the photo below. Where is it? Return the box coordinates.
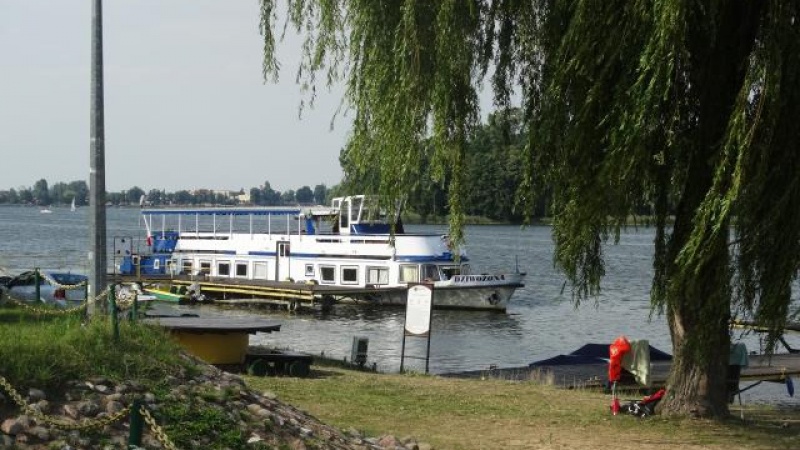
[405,284,433,336]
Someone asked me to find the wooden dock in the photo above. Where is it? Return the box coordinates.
[111,273,407,309]
[444,353,800,389]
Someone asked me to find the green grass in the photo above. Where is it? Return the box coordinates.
[1,304,798,450]
[245,362,800,450]
[0,304,192,392]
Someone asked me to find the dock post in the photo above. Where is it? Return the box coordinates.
[128,398,143,447]
[108,284,119,341]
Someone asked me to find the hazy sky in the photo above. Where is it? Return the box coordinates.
[0,1,350,193]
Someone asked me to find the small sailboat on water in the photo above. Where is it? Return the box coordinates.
[71,198,77,212]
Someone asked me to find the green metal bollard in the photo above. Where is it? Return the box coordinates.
[128,398,143,447]
[108,284,119,341]
[34,268,41,303]
[131,292,139,323]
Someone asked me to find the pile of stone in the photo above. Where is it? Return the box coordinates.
[0,355,433,450]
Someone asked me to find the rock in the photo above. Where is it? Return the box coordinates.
[28,388,47,402]
[14,433,29,445]
[1,418,24,435]
[104,392,123,403]
[15,415,32,428]
[290,438,308,450]
[0,435,15,447]
[94,384,110,394]
[63,404,79,420]
[378,434,402,448]
[31,400,50,414]
[346,427,363,437]
[401,435,419,450]
[29,425,50,441]
[77,400,100,416]
[143,392,157,403]
[105,400,124,414]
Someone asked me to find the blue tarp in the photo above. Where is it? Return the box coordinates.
[529,343,672,368]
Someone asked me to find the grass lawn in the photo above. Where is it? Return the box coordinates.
[245,365,800,450]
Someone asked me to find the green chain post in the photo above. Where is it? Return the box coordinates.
[128,398,143,447]
[107,284,119,341]
[131,291,139,322]
[34,268,41,303]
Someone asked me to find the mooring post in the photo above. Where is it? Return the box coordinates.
[128,398,143,447]
[107,284,118,340]
[34,268,41,303]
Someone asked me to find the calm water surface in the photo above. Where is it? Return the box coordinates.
[1,205,797,405]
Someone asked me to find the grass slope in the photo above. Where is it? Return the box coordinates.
[246,365,800,450]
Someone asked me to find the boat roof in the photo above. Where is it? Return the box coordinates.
[140,207,335,217]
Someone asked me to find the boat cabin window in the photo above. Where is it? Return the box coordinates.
[236,261,248,277]
[305,264,315,277]
[422,264,441,282]
[350,197,362,223]
[340,199,350,231]
[153,259,161,271]
[367,266,389,285]
[399,264,419,283]
[320,265,336,284]
[217,261,231,277]
[254,262,268,279]
[199,260,211,275]
[278,243,290,257]
[341,266,359,285]
[441,265,462,280]
[181,259,193,275]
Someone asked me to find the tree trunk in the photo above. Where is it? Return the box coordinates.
[660,229,732,417]
[656,1,762,418]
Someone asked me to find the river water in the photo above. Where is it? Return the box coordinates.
[1,205,798,405]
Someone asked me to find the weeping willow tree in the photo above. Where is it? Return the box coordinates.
[260,1,800,417]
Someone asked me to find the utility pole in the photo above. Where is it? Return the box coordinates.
[88,0,107,315]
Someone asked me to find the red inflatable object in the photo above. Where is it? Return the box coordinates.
[608,335,631,382]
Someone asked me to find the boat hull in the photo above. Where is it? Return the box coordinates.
[338,280,522,311]
[144,287,187,303]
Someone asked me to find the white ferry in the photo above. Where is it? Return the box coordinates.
[115,195,525,311]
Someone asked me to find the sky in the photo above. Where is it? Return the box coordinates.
[0,1,351,193]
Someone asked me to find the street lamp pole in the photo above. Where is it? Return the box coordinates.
[88,0,107,314]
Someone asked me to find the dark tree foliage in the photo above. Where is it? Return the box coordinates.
[260,0,800,417]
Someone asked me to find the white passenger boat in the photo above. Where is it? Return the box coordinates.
[115,195,525,311]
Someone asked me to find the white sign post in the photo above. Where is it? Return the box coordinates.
[400,283,434,373]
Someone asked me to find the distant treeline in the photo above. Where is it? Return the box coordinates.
[0,179,337,208]
[2,108,598,223]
